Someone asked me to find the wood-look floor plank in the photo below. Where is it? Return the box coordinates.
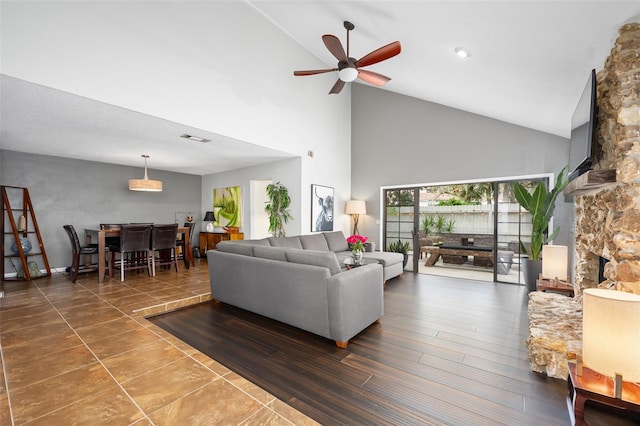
[346,341,526,411]
[148,272,575,425]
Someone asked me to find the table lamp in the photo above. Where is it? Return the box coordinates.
[204,211,216,232]
[542,245,568,282]
[345,200,366,235]
[582,288,640,398]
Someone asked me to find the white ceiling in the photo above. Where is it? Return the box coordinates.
[2,1,639,175]
[251,0,639,136]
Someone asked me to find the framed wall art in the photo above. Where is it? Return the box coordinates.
[311,184,334,232]
[213,186,242,227]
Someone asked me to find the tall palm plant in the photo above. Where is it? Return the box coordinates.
[514,167,569,260]
[265,182,293,237]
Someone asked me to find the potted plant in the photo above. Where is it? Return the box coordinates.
[388,240,410,269]
[514,166,569,291]
[264,182,293,237]
[422,214,435,237]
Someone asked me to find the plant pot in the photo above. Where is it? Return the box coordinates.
[522,258,542,292]
[402,253,408,269]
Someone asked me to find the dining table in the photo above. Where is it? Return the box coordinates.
[84,226,194,283]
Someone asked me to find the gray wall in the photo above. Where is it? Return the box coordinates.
[202,157,302,239]
[2,150,201,271]
[351,85,572,247]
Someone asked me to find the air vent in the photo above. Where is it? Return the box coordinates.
[180,134,211,143]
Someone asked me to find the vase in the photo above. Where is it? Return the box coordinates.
[352,250,363,265]
[11,237,32,255]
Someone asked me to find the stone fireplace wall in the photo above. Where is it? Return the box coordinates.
[526,23,639,379]
[574,23,640,299]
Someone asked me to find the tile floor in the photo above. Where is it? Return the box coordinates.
[0,260,317,425]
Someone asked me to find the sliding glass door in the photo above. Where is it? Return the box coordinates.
[383,176,548,284]
[384,189,416,272]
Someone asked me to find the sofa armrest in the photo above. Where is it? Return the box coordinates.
[326,264,384,343]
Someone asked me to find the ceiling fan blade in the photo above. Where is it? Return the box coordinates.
[355,41,401,68]
[357,69,391,86]
[329,79,345,95]
[322,34,348,62]
[294,68,338,76]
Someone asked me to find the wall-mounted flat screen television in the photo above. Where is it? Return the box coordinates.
[568,69,598,181]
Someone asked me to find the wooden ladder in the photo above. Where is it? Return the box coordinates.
[1,186,51,280]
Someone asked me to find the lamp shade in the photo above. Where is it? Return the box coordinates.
[204,211,215,232]
[345,200,366,215]
[583,288,640,382]
[542,245,568,280]
[129,155,162,192]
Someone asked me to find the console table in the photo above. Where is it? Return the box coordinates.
[422,245,493,266]
[567,361,640,425]
[199,231,244,253]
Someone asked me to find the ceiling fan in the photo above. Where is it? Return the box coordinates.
[294,21,401,95]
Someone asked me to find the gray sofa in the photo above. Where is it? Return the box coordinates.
[207,231,402,347]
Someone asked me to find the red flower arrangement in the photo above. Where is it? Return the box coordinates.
[346,234,368,253]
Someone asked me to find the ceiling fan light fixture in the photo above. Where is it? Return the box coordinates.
[129,154,163,192]
[338,66,358,82]
[455,47,471,59]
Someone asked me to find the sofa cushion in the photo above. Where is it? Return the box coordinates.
[299,234,330,251]
[242,238,271,246]
[362,251,403,267]
[216,241,255,256]
[286,249,341,275]
[323,231,349,252]
[253,246,289,262]
[269,236,303,249]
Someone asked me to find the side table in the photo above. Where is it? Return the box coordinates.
[343,257,379,270]
[567,361,640,425]
[537,278,575,297]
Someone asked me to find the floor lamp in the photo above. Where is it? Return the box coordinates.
[345,200,366,235]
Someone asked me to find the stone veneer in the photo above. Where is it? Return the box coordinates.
[526,292,582,378]
[527,22,640,379]
[575,22,640,297]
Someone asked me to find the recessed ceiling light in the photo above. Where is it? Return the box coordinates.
[454,47,471,59]
[180,134,210,143]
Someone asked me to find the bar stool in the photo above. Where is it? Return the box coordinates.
[150,223,179,276]
[112,224,152,282]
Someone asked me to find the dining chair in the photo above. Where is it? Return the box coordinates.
[63,224,100,283]
[100,223,125,278]
[176,222,195,268]
[150,223,179,276]
[113,224,152,282]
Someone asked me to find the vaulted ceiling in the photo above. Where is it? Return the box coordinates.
[2,1,639,175]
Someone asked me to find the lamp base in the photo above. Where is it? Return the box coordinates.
[206,222,214,232]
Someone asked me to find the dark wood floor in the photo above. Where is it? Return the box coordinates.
[149,272,577,425]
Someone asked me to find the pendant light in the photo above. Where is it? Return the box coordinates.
[129,154,163,192]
